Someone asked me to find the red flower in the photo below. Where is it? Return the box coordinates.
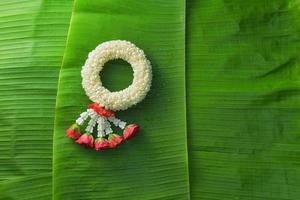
[66,124,81,140]
[108,134,123,148]
[88,103,115,118]
[94,138,110,151]
[123,124,140,140]
[76,133,94,148]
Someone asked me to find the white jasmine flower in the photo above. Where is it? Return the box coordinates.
[81,40,152,111]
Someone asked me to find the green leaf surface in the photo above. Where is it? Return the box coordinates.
[0,0,72,199]
[1,0,300,199]
[53,0,189,199]
[0,173,52,200]
[187,0,300,199]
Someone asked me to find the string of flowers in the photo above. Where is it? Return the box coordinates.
[66,103,139,151]
[66,40,151,151]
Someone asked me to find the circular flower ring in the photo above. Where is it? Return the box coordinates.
[67,40,151,151]
[81,40,152,111]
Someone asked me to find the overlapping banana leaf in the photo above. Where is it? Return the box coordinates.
[53,0,189,199]
[187,0,300,199]
[1,0,300,199]
[0,0,73,199]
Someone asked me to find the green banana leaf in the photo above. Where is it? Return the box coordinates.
[0,0,73,199]
[53,0,189,199]
[1,0,300,199]
[187,0,300,199]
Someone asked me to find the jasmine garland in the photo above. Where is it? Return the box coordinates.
[66,40,152,151]
[81,40,152,111]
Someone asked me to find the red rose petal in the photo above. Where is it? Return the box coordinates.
[123,124,140,140]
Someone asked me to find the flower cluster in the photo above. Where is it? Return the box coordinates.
[89,103,115,118]
[67,124,139,151]
[66,103,140,151]
[81,40,152,111]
